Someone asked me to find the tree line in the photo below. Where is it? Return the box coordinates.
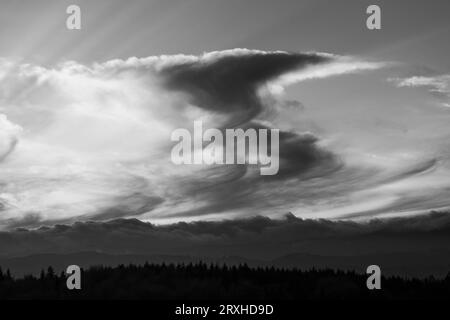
[0,262,449,299]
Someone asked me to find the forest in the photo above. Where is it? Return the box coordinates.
[0,262,449,300]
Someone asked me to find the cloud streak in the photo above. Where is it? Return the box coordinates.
[390,74,450,107]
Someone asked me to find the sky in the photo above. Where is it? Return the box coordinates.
[0,0,450,230]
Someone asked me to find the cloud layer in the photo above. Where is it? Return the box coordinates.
[1,212,449,278]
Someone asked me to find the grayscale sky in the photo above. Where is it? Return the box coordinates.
[0,0,450,229]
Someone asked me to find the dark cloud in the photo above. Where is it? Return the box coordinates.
[236,121,341,179]
[161,50,331,125]
[275,129,341,178]
[168,127,342,218]
[1,212,449,265]
[153,50,343,218]
[0,136,18,162]
[164,127,342,219]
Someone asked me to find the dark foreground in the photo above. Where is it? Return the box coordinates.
[0,263,449,300]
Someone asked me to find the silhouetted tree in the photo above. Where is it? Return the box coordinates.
[0,263,449,300]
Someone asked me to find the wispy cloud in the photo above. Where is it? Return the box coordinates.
[389,74,450,107]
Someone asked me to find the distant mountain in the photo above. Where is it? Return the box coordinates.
[1,251,449,278]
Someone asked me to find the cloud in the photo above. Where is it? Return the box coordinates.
[159,49,331,125]
[0,49,404,228]
[389,74,450,107]
[0,212,449,274]
[278,56,387,83]
[0,114,22,161]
